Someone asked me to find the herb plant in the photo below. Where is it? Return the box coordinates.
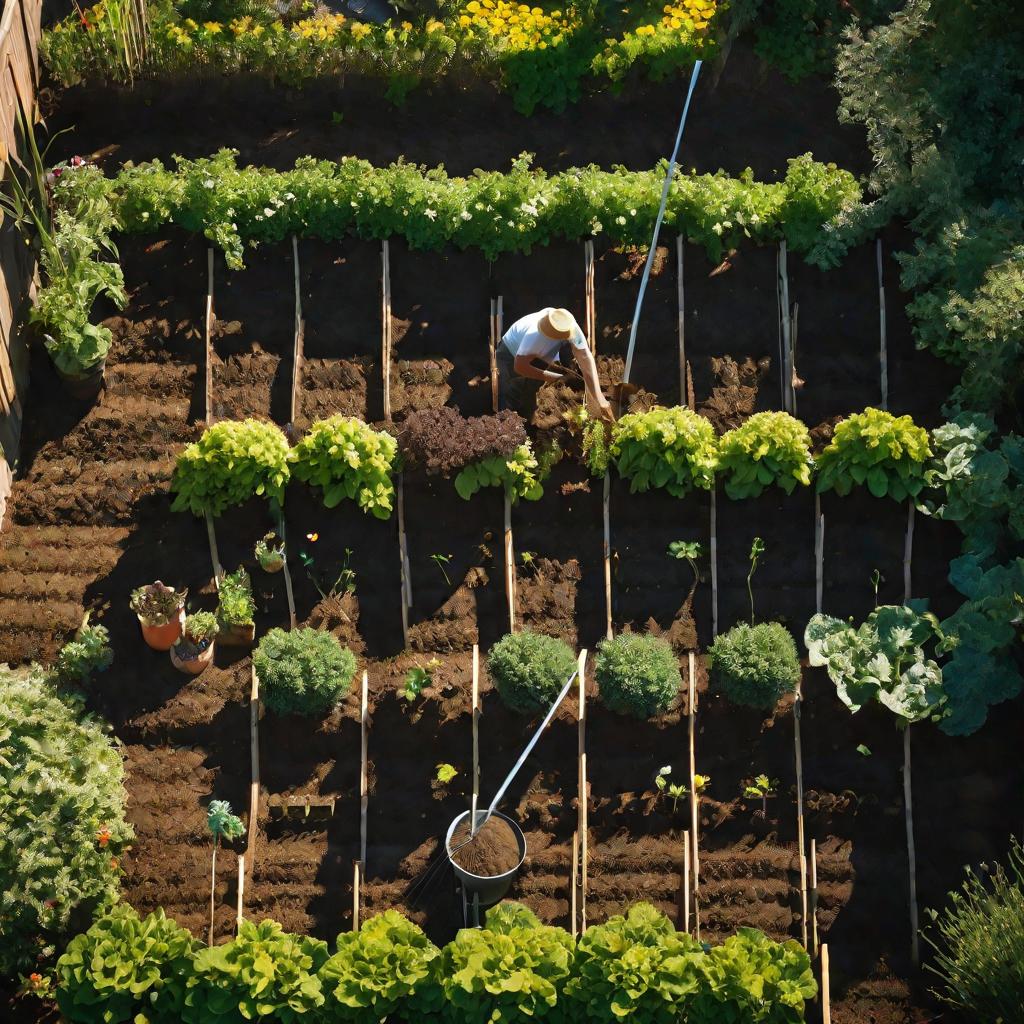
[743,774,778,815]
[291,415,398,519]
[430,552,453,587]
[595,633,681,719]
[171,419,291,517]
[253,628,357,716]
[716,411,813,499]
[57,621,113,683]
[217,568,255,627]
[708,622,801,710]
[487,630,577,714]
[655,766,687,813]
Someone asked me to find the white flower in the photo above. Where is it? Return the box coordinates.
[204,178,215,188]
[284,192,295,201]
[615,215,626,226]
[141,212,150,220]
[712,223,723,235]
[425,208,437,221]
[591,220,603,233]
[629,208,637,216]
[263,207,275,217]
[460,210,472,221]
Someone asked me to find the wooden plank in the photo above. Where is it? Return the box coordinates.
[205,248,214,424]
[602,473,612,640]
[688,651,700,937]
[359,670,368,866]
[382,240,392,423]
[290,235,303,425]
[677,236,685,402]
[245,666,260,872]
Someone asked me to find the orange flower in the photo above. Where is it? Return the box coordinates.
[96,827,111,847]
[306,532,319,542]
[110,857,120,870]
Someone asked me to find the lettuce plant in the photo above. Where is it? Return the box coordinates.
[171,419,291,517]
[319,910,443,1022]
[253,628,357,716]
[56,905,199,1024]
[610,406,718,498]
[815,408,931,501]
[290,415,398,520]
[454,443,545,502]
[716,411,813,499]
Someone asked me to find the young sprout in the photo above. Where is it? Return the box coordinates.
[435,763,458,785]
[299,544,356,601]
[743,773,779,815]
[430,552,454,588]
[870,568,884,608]
[654,765,688,814]
[667,540,705,584]
[519,550,538,574]
[401,658,441,701]
[747,536,765,624]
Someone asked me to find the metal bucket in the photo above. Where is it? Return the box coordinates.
[445,810,526,908]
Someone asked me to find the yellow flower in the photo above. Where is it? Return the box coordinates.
[202,20,222,33]
[426,18,443,31]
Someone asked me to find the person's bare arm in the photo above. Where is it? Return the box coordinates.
[514,353,564,382]
[573,345,614,419]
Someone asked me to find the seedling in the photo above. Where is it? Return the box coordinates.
[401,657,441,701]
[435,763,458,785]
[747,537,765,624]
[870,569,884,608]
[654,765,688,813]
[519,550,539,575]
[299,541,356,601]
[693,773,711,795]
[429,552,454,588]
[206,799,244,946]
[856,743,872,757]
[743,773,779,815]
[668,540,705,584]
[330,110,344,125]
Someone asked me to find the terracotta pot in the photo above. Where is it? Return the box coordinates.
[218,621,255,648]
[56,360,105,401]
[138,607,185,651]
[170,639,215,675]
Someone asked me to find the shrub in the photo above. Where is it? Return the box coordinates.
[610,406,718,497]
[925,839,1024,1022]
[716,411,813,499]
[0,665,132,976]
[595,633,681,718]
[815,408,931,501]
[400,407,527,477]
[708,623,801,710]
[254,627,357,716]
[487,630,578,714]
[57,622,113,683]
[217,567,255,628]
[183,919,329,1024]
[319,910,443,1023]
[291,415,398,520]
[565,903,704,1024]
[56,905,199,1024]
[171,419,291,517]
[440,907,574,1024]
[454,443,545,502]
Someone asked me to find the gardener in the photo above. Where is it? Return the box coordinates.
[499,307,613,421]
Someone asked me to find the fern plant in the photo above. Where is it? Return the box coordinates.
[716,411,813,499]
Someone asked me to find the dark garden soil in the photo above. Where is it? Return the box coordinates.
[1,58,1019,1023]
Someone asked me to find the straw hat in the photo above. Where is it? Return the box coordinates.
[539,307,577,340]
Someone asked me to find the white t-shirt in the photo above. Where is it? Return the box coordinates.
[501,308,588,363]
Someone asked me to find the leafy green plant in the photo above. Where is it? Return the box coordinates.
[435,763,458,785]
[565,903,704,1024]
[57,621,113,683]
[815,408,931,501]
[181,611,218,650]
[254,627,357,716]
[183,919,329,1024]
[454,443,545,502]
[440,904,574,1024]
[217,567,255,628]
[747,536,765,624]
[667,540,704,584]
[129,581,186,626]
[595,633,681,719]
[56,905,199,1024]
[654,766,687,813]
[291,415,398,519]
[319,910,443,1023]
[401,658,440,701]
[743,774,778,815]
[485,902,542,933]
[924,839,1024,1023]
[609,406,718,498]
[708,622,801,710]
[0,665,132,976]
[171,419,291,517]
[716,411,813,499]
[487,630,577,714]
[429,552,453,587]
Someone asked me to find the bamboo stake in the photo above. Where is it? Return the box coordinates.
[397,473,410,647]
[504,493,516,632]
[790,302,799,418]
[776,244,784,410]
[236,853,245,931]
[205,247,214,424]
[205,511,224,587]
[810,839,819,958]
[904,725,919,965]
[274,508,297,630]
[577,648,589,931]
[471,644,480,829]
[821,944,831,1024]
[799,851,809,950]
[602,473,612,640]
[676,236,686,402]
[570,831,579,939]
[710,486,719,638]
[688,651,700,938]
[359,671,368,867]
[878,238,888,410]
[680,830,691,934]
[352,861,361,932]
[246,666,260,872]
[904,500,914,602]
[584,240,596,353]
[489,298,499,413]
[779,242,792,413]
[795,674,807,947]
[209,838,218,946]
[290,235,304,425]
[814,493,824,615]
[382,240,392,423]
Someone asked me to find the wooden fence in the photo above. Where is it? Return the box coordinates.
[0,0,42,528]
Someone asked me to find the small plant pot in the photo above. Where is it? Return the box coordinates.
[138,607,185,651]
[56,361,105,401]
[170,640,215,675]
[258,555,285,575]
[218,621,255,648]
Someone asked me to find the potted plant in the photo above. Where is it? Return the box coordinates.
[255,532,285,574]
[217,568,256,647]
[170,612,219,675]
[129,581,187,651]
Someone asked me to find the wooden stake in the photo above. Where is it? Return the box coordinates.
[779,241,792,414]
[679,829,691,934]
[471,645,480,829]
[810,839,819,957]
[790,302,799,418]
[904,500,914,602]
[397,473,410,647]
[821,944,832,1024]
[504,493,516,632]
[904,725,919,966]
[814,492,824,615]
[710,486,719,638]
[382,240,392,423]
[794,674,807,947]
[209,838,218,946]
[584,240,596,353]
[352,861,361,932]
[577,648,589,931]
[603,473,613,639]
[236,853,245,931]
[246,666,260,872]
[570,831,579,939]
[290,235,304,426]
[359,671,368,867]
[205,247,214,424]
[205,511,224,587]
[677,236,685,402]
[274,508,297,630]
[688,651,700,938]
[489,298,499,413]
[878,238,888,410]
[799,851,809,950]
